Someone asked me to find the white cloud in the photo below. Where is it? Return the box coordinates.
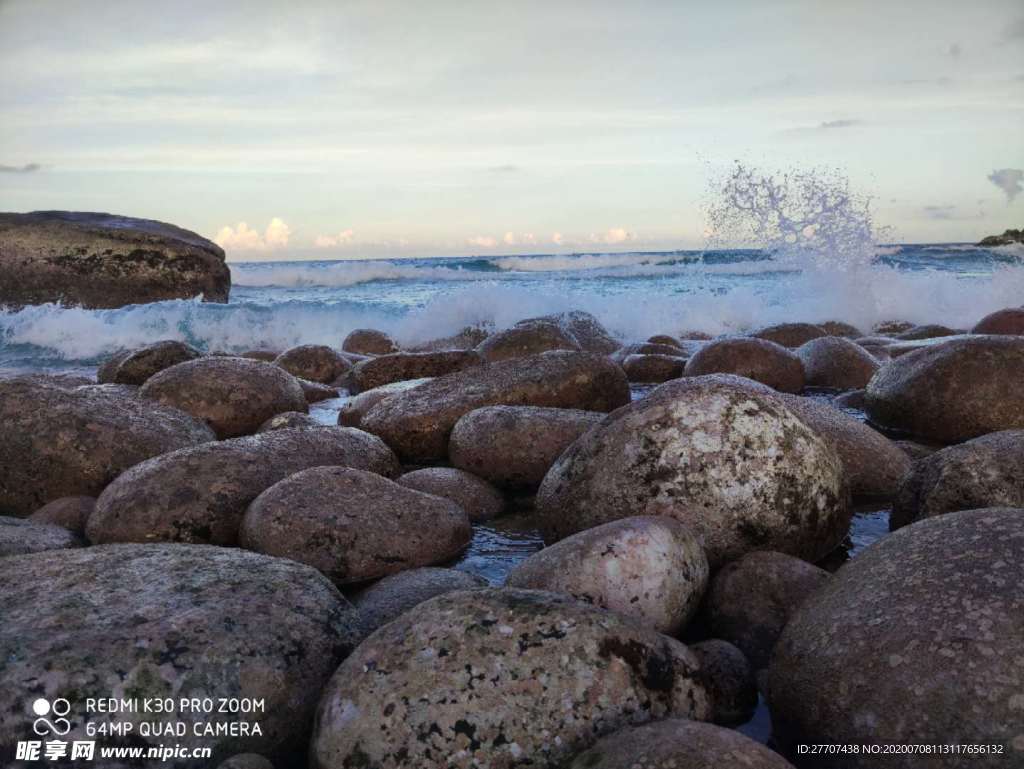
[467,235,498,248]
[502,231,537,246]
[551,232,565,245]
[988,168,1023,203]
[214,217,291,251]
[589,227,635,244]
[313,228,356,247]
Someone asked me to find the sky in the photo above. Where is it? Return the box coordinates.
[0,0,1022,261]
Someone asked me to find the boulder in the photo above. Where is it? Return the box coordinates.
[972,307,1024,335]
[0,544,360,765]
[350,567,487,640]
[622,353,686,383]
[689,640,758,726]
[978,227,1024,246]
[750,322,827,348]
[338,378,431,427]
[240,349,281,362]
[683,338,805,393]
[778,394,912,500]
[0,516,83,556]
[895,439,942,461]
[87,427,399,546]
[342,328,399,355]
[544,310,621,354]
[506,516,708,635]
[566,719,795,769]
[297,377,339,403]
[140,357,307,438]
[310,588,711,769]
[97,340,203,385]
[894,323,960,340]
[705,550,831,669]
[832,388,866,410]
[0,377,214,517]
[872,320,914,335]
[647,334,683,348]
[795,336,879,390]
[361,351,631,463]
[769,508,1024,766]
[612,341,684,362]
[890,430,1024,530]
[476,321,581,362]
[27,495,94,535]
[678,330,713,340]
[397,467,505,522]
[0,211,230,309]
[256,411,321,432]
[350,350,482,392]
[407,325,491,352]
[817,320,863,338]
[536,375,850,568]
[273,344,350,384]
[449,405,604,489]
[864,336,1024,442]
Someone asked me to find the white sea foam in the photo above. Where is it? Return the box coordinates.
[229,262,483,288]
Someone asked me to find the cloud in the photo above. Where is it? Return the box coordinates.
[819,119,861,129]
[214,217,291,251]
[589,227,635,245]
[488,164,519,173]
[922,205,958,220]
[313,229,355,247]
[502,231,536,246]
[988,168,1024,202]
[467,235,498,248]
[551,232,565,246]
[0,163,41,173]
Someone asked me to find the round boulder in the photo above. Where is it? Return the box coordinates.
[350,350,482,392]
[893,323,960,340]
[647,334,683,348]
[689,640,758,726]
[27,495,94,535]
[256,411,321,432]
[506,516,708,635]
[769,508,1024,766]
[0,516,83,556]
[817,320,863,338]
[397,467,505,522]
[297,378,339,403]
[684,338,805,393]
[337,378,431,427]
[342,328,399,355]
[972,307,1024,335]
[273,344,350,384]
[622,353,686,383]
[310,588,711,769]
[795,336,879,390]
[140,356,308,438]
[476,321,581,362]
[750,322,827,348]
[97,339,203,385]
[536,375,850,568]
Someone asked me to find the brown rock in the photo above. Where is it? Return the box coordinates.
[240,349,281,362]
[971,307,1024,335]
[28,496,95,535]
[256,411,321,432]
[406,325,491,352]
[622,353,686,383]
[612,341,684,361]
[475,321,580,362]
[273,344,350,384]
[397,467,505,522]
[0,516,83,556]
[689,640,759,726]
[350,350,482,392]
[297,378,339,403]
[817,320,864,338]
[871,319,914,335]
[832,388,866,410]
[678,330,713,340]
[683,338,805,393]
[342,328,399,355]
[750,322,827,347]
[795,336,879,390]
[338,378,432,427]
[894,323,961,340]
[647,334,683,348]
[97,340,203,385]
[545,310,621,353]
[895,439,941,461]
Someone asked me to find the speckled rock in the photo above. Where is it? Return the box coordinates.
[872,319,914,335]
[683,338,805,393]
[678,330,713,340]
[342,328,399,355]
[882,333,983,358]
[272,344,350,384]
[566,719,795,769]
[647,334,683,348]
[890,430,1024,530]
[297,377,339,403]
[547,310,621,354]
[407,326,491,352]
[449,405,604,489]
[622,353,686,383]
[894,323,960,340]
[350,567,487,640]
[97,340,203,385]
[27,495,94,535]
[706,550,831,669]
[338,378,432,427]
[507,516,708,634]
[688,640,758,726]
[256,411,321,432]
[972,307,1024,335]
[310,588,711,769]
[88,427,399,546]
[216,755,274,769]
[476,321,581,362]
[536,375,850,568]
[0,544,359,765]
[895,439,942,461]
[0,377,214,517]
[397,467,505,522]
[361,351,631,463]
[0,516,83,556]
[750,322,827,348]
[795,336,879,390]
[240,349,281,362]
[350,350,483,392]
[0,211,230,309]
[769,508,1024,767]
[140,357,307,438]
[832,388,866,410]
[240,467,471,584]
[864,336,1024,442]
[779,394,911,500]
[818,320,864,338]
[611,342,684,363]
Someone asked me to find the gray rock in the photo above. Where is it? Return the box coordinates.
[689,640,758,726]
[397,467,505,522]
[0,516,83,556]
[684,338,805,393]
[27,495,95,535]
[273,344,351,384]
[97,340,203,385]
[795,336,879,390]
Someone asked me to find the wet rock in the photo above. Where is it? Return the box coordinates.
[895,439,941,461]
[342,328,399,355]
[216,756,274,769]
[543,310,621,354]
[0,516,83,556]
[338,378,432,427]
[566,719,795,769]
[750,322,827,348]
[240,467,471,584]
[972,307,1024,335]
[678,330,713,340]
[476,321,581,362]
[611,341,684,362]
[87,427,399,546]
[689,640,758,726]
[397,467,505,522]
[256,411,321,432]
[683,338,805,393]
[769,508,1024,766]
[706,551,830,670]
[140,357,307,438]
[350,567,487,639]
[297,378,339,403]
[871,319,914,335]
[832,388,866,410]
[361,351,630,463]
[795,336,879,390]
[28,496,95,535]
[407,326,491,352]
[0,378,214,517]
[883,333,982,358]
[890,430,1024,530]
[779,394,911,500]
[310,588,711,769]
[864,336,1024,442]
[97,340,203,385]
[506,516,708,634]
[893,323,960,340]
[536,375,850,568]
[817,320,863,338]
[449,405,604,489]
[0,211,230,309]
[350,350,482,392]
[273,344,351,384]
[852,336,893,359]
[241,349,282,362]
[647,334,683,348]
[622,353,686,383]
[0,544,359,765]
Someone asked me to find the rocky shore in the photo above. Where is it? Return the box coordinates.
[2,305,1024,768]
